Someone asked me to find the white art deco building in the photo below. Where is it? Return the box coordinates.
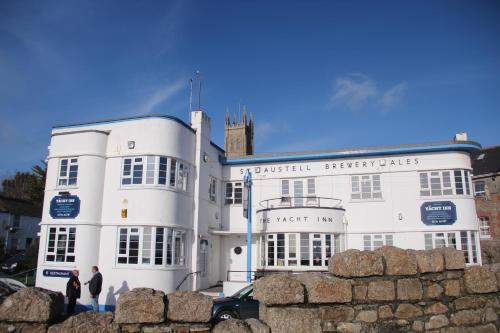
[35,109,482,310]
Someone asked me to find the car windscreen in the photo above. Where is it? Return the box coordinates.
[231,284,253,298]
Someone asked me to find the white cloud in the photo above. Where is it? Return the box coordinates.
[381,82,408,109]
[255,121,274,140]
[330,73,408,112]
[138,79,186,115]
[331,73,378,111]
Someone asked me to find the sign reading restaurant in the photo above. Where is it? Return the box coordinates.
[239,157,420,175]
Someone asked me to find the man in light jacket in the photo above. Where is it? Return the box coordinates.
[85,266,103,312]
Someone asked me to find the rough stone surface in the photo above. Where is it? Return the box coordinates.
[367,280,395,301]
[254,274,304,305]
[0,287,64,323]
[464,266,498,294]
[245,318,270,333]
[444,279,461,297]
[120,324,141,333]
[115,288,165,324]
[414,250,444,273]
[259,306,321,333]
[394,303,423,319]
[0,323,47,333]
[396,278,422,300]
[166,291,213,323]
[212,319,252,333]
[450,309,482,325]
[424,302,449,315]
[484,307,498,323]
[454,295,488,310]
[352,285,367,302]
[355,310,377,323]
[318,306,354,323]
[412,320,424,332]
[440,247,465,270]
[335,322,361,333]
[425,283,444,299]
[377,305,393,319]
[329,249,384,277]
[425,314,449,330]
[296,273,352,303]
[47,311,119,333]
[440,324,499,333]
[375,246,417,276]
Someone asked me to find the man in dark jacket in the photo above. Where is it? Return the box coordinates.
[85,266,103,312]
[66,270,81,315]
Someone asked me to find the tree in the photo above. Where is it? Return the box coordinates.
[1,161,46,205]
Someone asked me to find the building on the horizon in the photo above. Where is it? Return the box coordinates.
[472,145,500,264]
[35,109,482,310]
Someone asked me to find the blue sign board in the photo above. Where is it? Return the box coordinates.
[50,195,80,219]
[421,201,457,226]
[43,269,72,278]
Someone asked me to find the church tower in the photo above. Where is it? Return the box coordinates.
[224,109,254,157]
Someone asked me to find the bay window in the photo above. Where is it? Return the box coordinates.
[58,158,78,186]
[424,231,479,265]
[46,227,76,263]
[419,169,472,197]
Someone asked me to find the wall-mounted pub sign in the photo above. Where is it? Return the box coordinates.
[420,201,457,226]
[50,195,81,219]
[43,269,72,278]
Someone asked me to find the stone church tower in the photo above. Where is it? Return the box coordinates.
[224,110,254,157]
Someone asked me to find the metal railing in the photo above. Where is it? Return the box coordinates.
[259,196,342,210]
[176,271,200,291]
[226,269,330,282]
[10,268,37,286]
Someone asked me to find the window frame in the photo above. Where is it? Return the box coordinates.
[479,217,491,239]
[474,181,486,197]
[45,226,76,263]
[351,174,382,201]
[424,231,479,265]
[363,234,393,251]
[209,177,217,203]
[419,169,473,197]
[225,181,243,205]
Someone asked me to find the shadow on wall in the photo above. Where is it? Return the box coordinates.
[104,281,129,311]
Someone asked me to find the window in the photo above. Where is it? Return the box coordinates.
[420,170,472,197]
[479,217,490,238]
[209,177,217,203]
[117,227,186,267]
[474,181,486,197]
[225,182,243,204]
[351,174,382,200]
[425,231,478,265]
[280,178,316,206]
[121,156,188,190]
[363,234,393,251]
[264,232,341,268]
[58,158,78,186]
[46,227,76,262]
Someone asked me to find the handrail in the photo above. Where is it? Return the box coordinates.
[176,271,200,291]
[259,196,342,209]
[8,268,37,286]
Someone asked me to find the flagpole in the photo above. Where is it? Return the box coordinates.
[244,169,253,283]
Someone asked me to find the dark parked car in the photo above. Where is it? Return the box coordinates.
[1,252,25,274]
[212,284,259,322]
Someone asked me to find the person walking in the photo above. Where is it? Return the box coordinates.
[66,269,81,316]
[85,266,103,312]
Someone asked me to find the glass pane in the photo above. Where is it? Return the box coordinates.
[170,159,177,187]
[158,157,167,185]
[454,170,464,195]
[293,180,303,207]
[277,234,285,266]
[300,233,309,266]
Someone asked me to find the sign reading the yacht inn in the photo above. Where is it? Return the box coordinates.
[50,195,81,219]
[420,201,457,226]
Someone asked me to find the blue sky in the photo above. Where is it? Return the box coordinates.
[1,0,499,179]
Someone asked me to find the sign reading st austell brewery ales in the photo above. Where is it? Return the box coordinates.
[50,195,80,219]
[420,201,457,226]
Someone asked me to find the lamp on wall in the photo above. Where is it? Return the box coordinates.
[398,213,403,221]
[127,141,135,149]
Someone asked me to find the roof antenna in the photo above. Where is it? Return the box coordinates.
[188,78,193,124]
[196,70,202,110]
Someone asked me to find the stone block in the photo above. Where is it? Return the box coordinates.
[212,319,252,333]
[444,279,461,297]
[329,249,384,277]
[396,278,423,300]
[450,309,482,325]
[318,306,354,322]
[377,305,393,319]
[412,320,424,332]
[0,323,47,333]
[424,302,449,315]
[355,310,377,323]
[375,246,417,275]
[353,285,367,302]
[464,266,498,294]
[414,249,444,273]
[48,311,119,333]
[425,283,444,299]
[336,322,362,333]
[454,295,488,310]
[259,307,321,333]
[394,303,422,319]
[440,324,498,333]
[245,319,270,333]
[166,290,213,323]
[484,307,498,323]
[425,314,449,330]
[254,274,304,305]
[115,288,165,324]
[296,273,351,303]
[440,247,465,270]
[367,280,395,301]
[0,287,64,323]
